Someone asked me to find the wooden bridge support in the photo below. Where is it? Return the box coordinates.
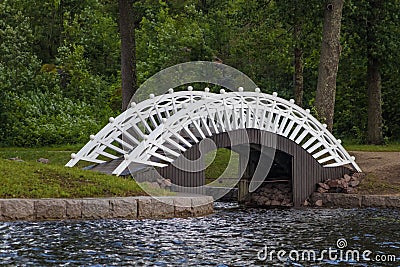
[147,129,352,206]
[238,180,249,203]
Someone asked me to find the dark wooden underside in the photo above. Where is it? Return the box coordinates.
[145,128,352,206]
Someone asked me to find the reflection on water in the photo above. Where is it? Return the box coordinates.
[0,203,399,266]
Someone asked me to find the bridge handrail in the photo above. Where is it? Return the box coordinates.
[108,90,361,175]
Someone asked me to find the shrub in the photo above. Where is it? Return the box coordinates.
[0,90,113,146]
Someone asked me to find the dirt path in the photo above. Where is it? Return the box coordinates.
[349,151,400,192]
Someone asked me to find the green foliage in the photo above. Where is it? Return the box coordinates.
[62,1,120,77]
[56,44,113,103]
[382,67,400,139]
[136,1,214,84]
[1,90,111,146]
[0,146,83,166]
[0,1,40,93]
[201,1,293,95]
[1,0,400,147]
[334,0,400,141]
[0,0,116,147]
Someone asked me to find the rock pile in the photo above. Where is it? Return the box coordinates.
[316,172,365,194]
[248,182,293,207]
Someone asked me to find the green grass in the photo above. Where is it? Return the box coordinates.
[343,141,400,152]
[0,145,172,199]
[0,145,82,166]
[205,148,239,180]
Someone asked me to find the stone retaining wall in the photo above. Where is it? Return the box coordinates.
[311,193,400,208]
[0,196,214,222]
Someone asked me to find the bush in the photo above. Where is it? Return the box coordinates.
[0,90,113,146]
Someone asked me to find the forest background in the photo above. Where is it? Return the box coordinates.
[1,0,399,147]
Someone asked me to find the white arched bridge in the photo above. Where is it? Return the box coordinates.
[66,87,361,206]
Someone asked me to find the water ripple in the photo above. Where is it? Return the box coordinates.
[0,207,398,266]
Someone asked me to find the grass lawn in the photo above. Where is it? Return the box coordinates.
[343,142,400,152]
[204,148,240,187]
[0,145,171,199]
[205,148,238,179]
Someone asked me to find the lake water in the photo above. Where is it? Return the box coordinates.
[0,203,399,266]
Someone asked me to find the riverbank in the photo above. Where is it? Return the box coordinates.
[0,158,151,199]
[1,146,399,198]
[308,150,400,208]
[0,195,214,222]
[350,151,400,195]
[311,192,400,208]
[0,146,179,198]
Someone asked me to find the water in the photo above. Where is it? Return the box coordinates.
[0,204,399,266]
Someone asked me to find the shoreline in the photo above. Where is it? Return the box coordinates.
[311,192,400,208]
[0,195,214,222]
[1,193,400,222]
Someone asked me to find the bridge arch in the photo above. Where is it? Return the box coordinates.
[66,88,361,205]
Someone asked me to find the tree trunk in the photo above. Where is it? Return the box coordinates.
[315,0,344,132]
[294,23,304,107]
[366,0,384,144]
[119,0,137,111]
[367,57,383,144]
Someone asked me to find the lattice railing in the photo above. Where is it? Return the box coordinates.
[66,88,361,175]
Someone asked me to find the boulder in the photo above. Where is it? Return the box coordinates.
[326,179,339,188]
[318,187,328,193]
[271,200,281,206]
[137,197,175,219]
[173,197,193,217]
[318,182,330,190]
[37,158,50,164]
[164,179,172,187]
[192,202,213,216]
[345,187,357,194]
[315,199,323,207]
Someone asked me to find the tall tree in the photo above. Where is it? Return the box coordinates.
[274,0,323,105]
[315,0,344,132]
[366,0,384,144]
[119,0,137,111]
[367,57,383,144]
[293,6,304,106]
